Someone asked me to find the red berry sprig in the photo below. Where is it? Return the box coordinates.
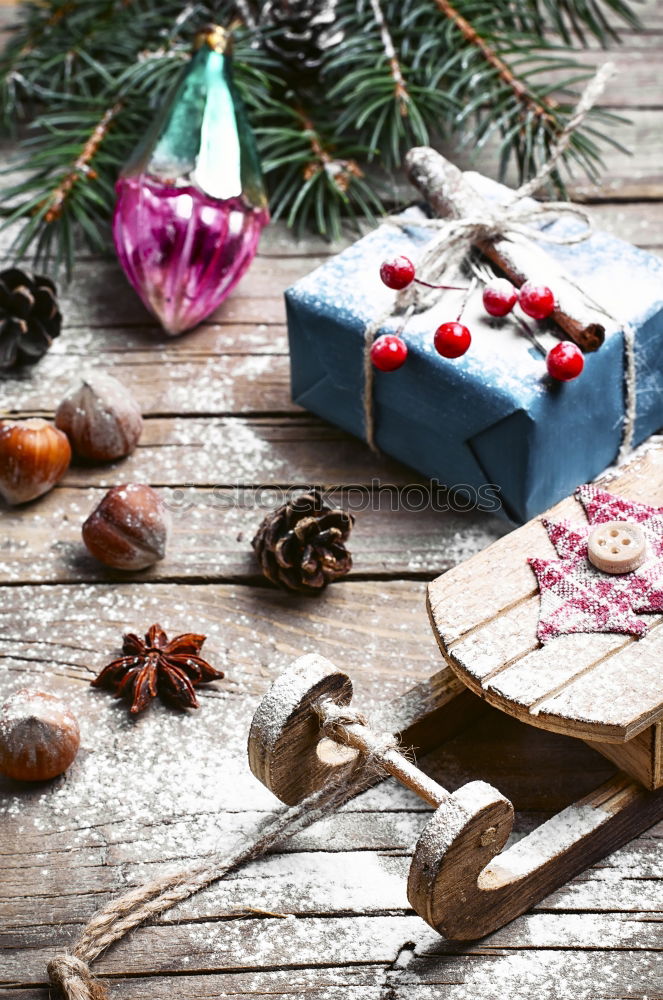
[546,342,584,382]
[376,257,582,381]
[379,255,466,293]
[519,281,556,321]
[434,321,471,359]
[379,256,416,290]
[373,255,469,371]
[370,334,408,372]
[481,277,556,321]
[482,278,518,317]
[482,275,583,381]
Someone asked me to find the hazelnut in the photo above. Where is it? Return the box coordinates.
[82,483,171,570]
[0,689,80,781]
[0,417,71,505]
[55,372,143,462]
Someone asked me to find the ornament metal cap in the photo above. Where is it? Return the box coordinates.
[195,24,231,54]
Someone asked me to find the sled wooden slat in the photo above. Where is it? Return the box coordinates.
[428,443,663,784]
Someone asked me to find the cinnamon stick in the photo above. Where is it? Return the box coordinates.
[404,146,605,352]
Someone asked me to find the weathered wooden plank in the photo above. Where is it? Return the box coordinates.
[0,413,426,488]
[3,202,663,295]
[0,736,623,927]
[55,416,418,486]
[463,910,663,951]
[0,974,392,1000]
[273,202,656,257]
[4,829,662,934]
[6,322,289,357]
[55,260,288,327]
[0,915,429,982]
[97,975,387,1000]
[0,850,413,927]
[1,352,295,416]
[578,200,663,251]
[543,46,663,108]
[79,253,315,290]
[0,252,315,316]
[439,108,663,200]
[0,579,440,703]
[0,709,616,851]
[4,908,663,988]
[602,0,663,31]
[0,482,506,583]
[0,663,615,848]
[4,811,660,923]
[6,949,662,1000]
[400,949,663,999]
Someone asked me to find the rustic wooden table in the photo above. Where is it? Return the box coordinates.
[2,2,663,997]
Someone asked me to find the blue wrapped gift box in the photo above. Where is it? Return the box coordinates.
[285,176,663,522]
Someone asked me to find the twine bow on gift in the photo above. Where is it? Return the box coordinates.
[385,63,614,313]
[384,198,592,317]
[362,61,637,462]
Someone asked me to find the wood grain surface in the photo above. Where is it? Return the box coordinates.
[2,1,663,997]
[428,444,663,745]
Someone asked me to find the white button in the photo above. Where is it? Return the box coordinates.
[587,520,646,575]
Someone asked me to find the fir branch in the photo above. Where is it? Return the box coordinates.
[520,0,642,46]
[258,99,383,238]
[327,0,452,164]
[431,0,557,125]
[42,100,123,223]
[366,0,410,116]
[0,0,642,259]
[297,107,364,192]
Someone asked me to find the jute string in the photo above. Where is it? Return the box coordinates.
[46,703,399,1000]
[362,62,637,463]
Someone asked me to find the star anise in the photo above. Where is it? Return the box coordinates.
[92,624,224,714]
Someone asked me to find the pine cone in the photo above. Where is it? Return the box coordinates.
[0,267,62,371]
[260,0,344,75]
[252,490,354,594]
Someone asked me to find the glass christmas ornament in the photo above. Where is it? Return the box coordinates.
[113,26,269,335]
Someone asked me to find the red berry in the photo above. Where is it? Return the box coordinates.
[482,278,518,317]
[519,281,555,320]
[370,334,408,372]
[546,342,584,382]
[380,255,415,290]
[434,321,471,359]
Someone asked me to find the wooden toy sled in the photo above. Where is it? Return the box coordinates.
[248,444,663,941]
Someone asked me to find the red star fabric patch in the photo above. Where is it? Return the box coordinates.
[529,486,663,644]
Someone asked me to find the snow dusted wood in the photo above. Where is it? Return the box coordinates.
[408,773,663,939]
[249,655,358,805]
[0,485,504,584]
[249,654,463,809]
[593,722,663,791]
[428,440,663,751]
[3,8,663,990]
[251,655,663,940]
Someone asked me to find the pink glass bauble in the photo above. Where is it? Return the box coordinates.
[113,177,267,335]
[113,26,268,335]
